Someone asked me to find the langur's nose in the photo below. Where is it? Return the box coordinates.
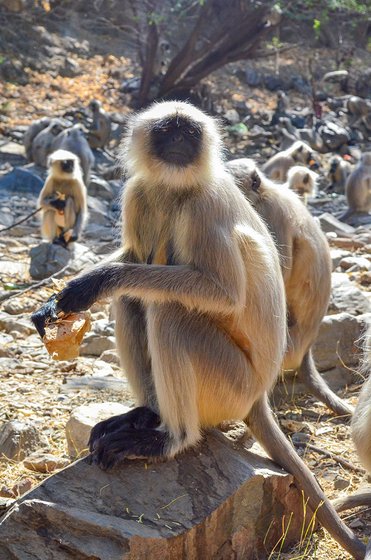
[171,132,183,144]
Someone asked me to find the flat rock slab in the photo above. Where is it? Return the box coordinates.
[0,431,313,560]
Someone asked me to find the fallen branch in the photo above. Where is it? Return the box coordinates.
[0,208,42,234]
[295,442,366,474]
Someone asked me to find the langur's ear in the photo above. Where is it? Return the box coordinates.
[251,171,261,192]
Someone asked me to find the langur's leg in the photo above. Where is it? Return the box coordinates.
[62,197,77,243]
[90,302,256,469]
[247,396,365,560]
[41,210,57,241]
[297,350,353,417]
[89,296,159,450]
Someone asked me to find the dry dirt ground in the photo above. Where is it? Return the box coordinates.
[0,36,370,559]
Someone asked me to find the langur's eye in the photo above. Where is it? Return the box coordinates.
[188,127,196,135]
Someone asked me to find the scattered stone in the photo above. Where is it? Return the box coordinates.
[66,402,131,458]
[88,177,115,201]
[100,349,120,365]
[339,256,371,272]
[329,237,365,250]
[60,57,81,78]
[67,242,100,273]
[0,260,28,276]
[23,451,69,473]
[349,518,365,529]
[0,333,14,356]
[0,478,32,498]
[2,298,35,316]
[224,109,240,124]
[319,213,355,236]
[29,242,71,280]
[330,249,352,269]
[245,67,262,86]
[63,375,128,394]
[334,477,350,491]
[0,420,47,461]
[329,273,371,315]
[0,431,316,559]
[80,319,116,356]
[313,312,361,371]
[0,312,33,335]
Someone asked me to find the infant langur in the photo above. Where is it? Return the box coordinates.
[38,150,87,247]
[32,101,365,559]
[286,165,318,204]
[263,140,318,182]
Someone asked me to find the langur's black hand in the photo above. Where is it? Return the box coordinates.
[56,270,105,314]
[49,198,66,211]
[31,294,59,338]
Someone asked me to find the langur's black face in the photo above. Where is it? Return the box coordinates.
[150,115,202,167]
[60,159,74,173]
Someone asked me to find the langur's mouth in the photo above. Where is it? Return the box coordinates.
[160,150,193,166]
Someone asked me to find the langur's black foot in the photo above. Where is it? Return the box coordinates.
[52,235,68,248]
[88,407,161,453]
[88,427,168,470]
[31,294,59,338]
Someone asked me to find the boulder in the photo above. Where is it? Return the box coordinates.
[66,402,130,458]
[0,431,315,559]
[29,242,71,280]
[88,177,115,201]
[313,312,361,372]
[23,452,69,473]
[0,420,46,461]
[319,213,355,236]
[0,167,43,195]
[329,273,371,315]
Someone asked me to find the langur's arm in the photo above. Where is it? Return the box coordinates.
[51,224,244,318]
[31,246,137,338]
[38,179,59,210]
[71,208,86,240]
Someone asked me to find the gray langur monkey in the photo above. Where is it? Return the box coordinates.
[23,117,51,161]
[31,119,65,168]
[154,39,171,77]
[38,149,87,247]
[340,152,371,221]
[332,324,371,528]
[347,96,371,125]
[52,124,95,186]
[286,165,318,204]
[352,324,371,474]
[328,155,353,194]
[226,158,353,418]
[88,99,112,150]
[263,141,317,182]
[31,101,365,559]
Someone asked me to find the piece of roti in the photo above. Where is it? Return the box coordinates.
[43,312,91,361]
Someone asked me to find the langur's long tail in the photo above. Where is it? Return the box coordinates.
[298,350,354,418]
[247,395,366,560]
[332,488,371,513]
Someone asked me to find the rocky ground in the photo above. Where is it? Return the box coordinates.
[0,9,371,559]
